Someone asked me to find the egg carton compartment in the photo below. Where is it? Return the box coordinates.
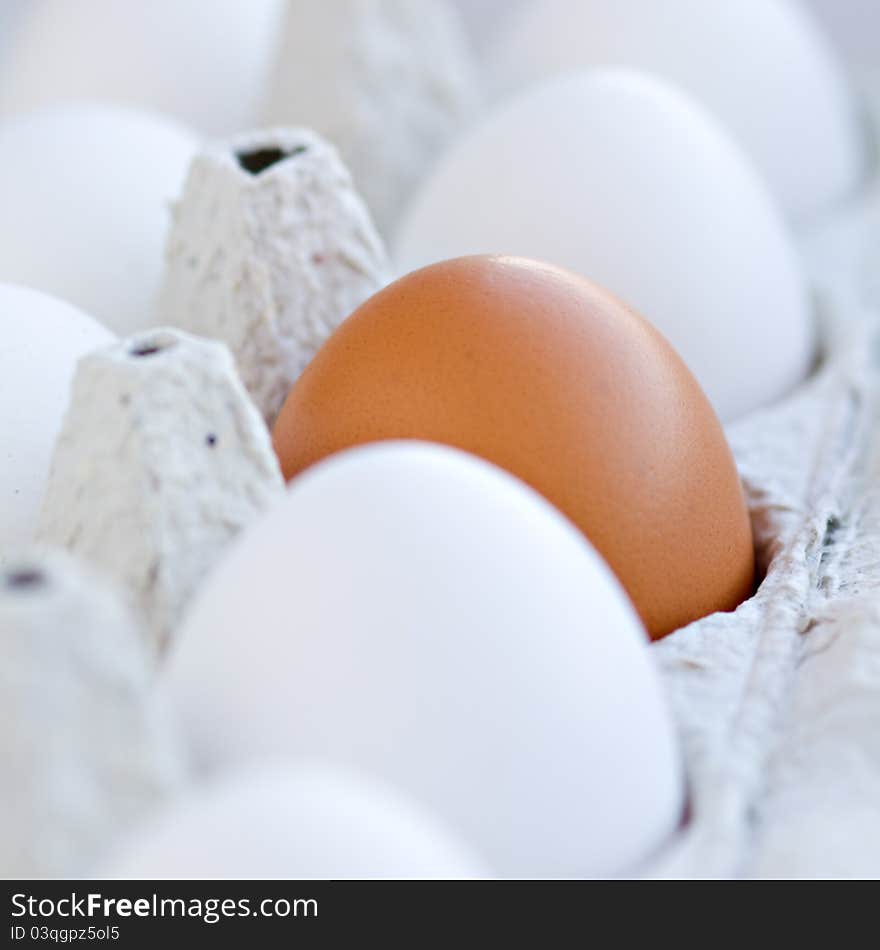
[645,75,880,878]
[0,549,183,878]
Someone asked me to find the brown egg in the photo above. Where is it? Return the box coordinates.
[272,255,755,638]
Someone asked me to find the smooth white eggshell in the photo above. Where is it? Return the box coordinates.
[394,69,814,422]
[0,104,198,336]
[489,0,865,224]
[100,764,489,880]
[0,284,113,564]
[166,441,684,879]
[0,0,284,135]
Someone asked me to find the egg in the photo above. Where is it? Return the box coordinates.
[0,0,284,135]
[272,256,755,638]
[166,441,685,878]
[394,69,814,422]
[0,284,113,564]
[489,0,865,223]
[0,104,197,336]
[100,765,488,880]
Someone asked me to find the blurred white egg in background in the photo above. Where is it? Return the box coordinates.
[489,0,866,224]
[0,104,197,336]
[395,70,814,423]
[166,441,684,879]
[0,284,113,565]
[0,0,285,135]
[100,764,489,880]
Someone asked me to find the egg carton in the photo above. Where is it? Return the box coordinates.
[3,21,879,884]
[15,137,880,881]
[0,549,183,878]
[645,76,880,879]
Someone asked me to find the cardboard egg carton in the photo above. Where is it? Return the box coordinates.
[0,550,183,878]
[3,22,879,882]
[38,329,285,658]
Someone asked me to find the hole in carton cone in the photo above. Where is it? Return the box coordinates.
[237,145,308,175]
[5,569,45,591]
[129,334,178,359]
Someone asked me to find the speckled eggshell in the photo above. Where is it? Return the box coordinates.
[0,284,113,566]
[271,256,755,639]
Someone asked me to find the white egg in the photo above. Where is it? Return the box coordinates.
[0,0,284,135]
[394,69,814,422]
[0,104,197,336]
[0,284,113,564]
[489,0,865,224]
[166,441,684,879]
[100,764,489,880]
